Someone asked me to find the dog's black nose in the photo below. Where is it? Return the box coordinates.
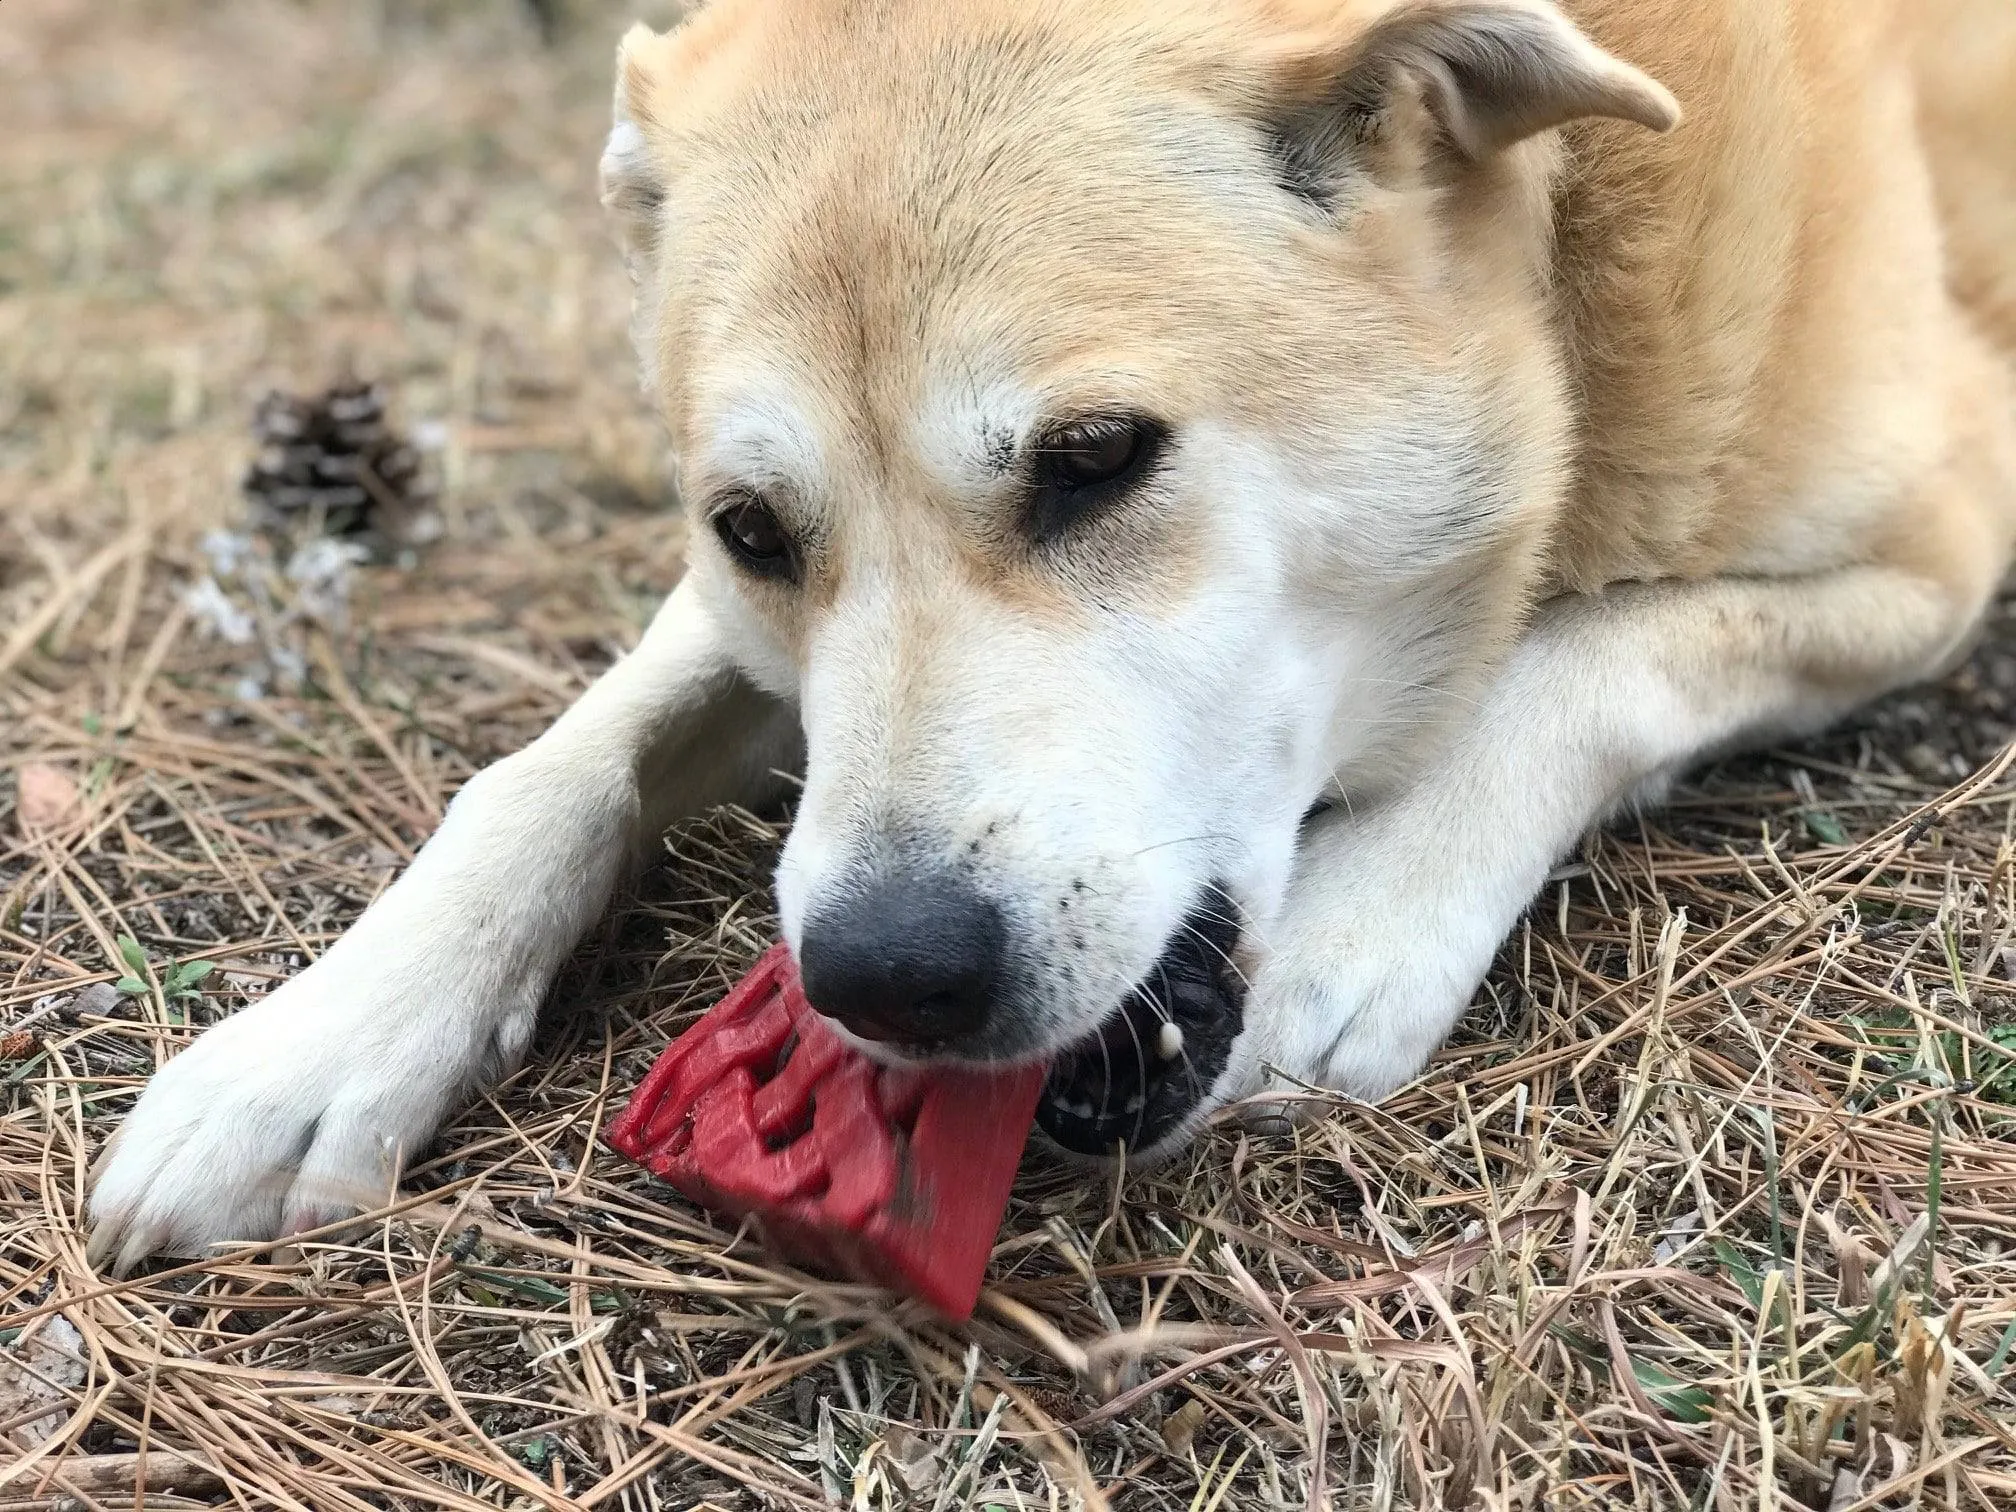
[798,871,1004,1048]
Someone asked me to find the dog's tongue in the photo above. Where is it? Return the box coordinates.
[604,945,1043,1320]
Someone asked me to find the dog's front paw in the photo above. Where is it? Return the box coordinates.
[1226,834,1519,1114]
[87,954,531,1275]
[1238,936,1482,1107]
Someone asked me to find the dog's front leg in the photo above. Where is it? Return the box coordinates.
[1239,566,1985,1104]
[88,575,799,1273]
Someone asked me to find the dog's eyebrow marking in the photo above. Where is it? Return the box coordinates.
[697,382,826,494]
[981,425,1019,478]
[911,374,1041,492]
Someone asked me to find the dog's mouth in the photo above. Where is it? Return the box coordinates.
[1035,887,1246,1156]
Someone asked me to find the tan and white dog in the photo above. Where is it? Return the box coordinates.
[90,0,2016,1270]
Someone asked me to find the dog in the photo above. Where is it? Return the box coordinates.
[88,0,2016,1272]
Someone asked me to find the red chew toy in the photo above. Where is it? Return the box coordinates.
[604,945,1045,1320]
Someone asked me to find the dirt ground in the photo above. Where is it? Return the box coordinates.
[4,3,2014,1509]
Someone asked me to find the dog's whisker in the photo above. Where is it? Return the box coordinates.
[1344,675,1483,711]
[1185,900,1275,960]
[1142,970,1208,1094]
[1178,920,1255,995]
[1140,962,1180,1140]
[1124,832,1240,861]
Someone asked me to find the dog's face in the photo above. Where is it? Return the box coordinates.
[606,0,1673,1154]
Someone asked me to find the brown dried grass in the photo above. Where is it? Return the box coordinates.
[4,3,2015,1508]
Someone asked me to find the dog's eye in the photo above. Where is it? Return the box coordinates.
[712,495,796,580]
[1042,417,1159,491]
[1029,415,1167,540]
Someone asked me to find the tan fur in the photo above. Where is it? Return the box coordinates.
[1549,0,2016,599]
[1918,0,2016,361]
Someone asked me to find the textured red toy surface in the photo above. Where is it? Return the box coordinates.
[604,945,1045,1320]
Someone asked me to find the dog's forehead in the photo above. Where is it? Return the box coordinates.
[644,0,1340,495]
[650,10,1282,295]
[663,160,1286,493]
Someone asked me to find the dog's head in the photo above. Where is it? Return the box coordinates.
[605,0,1674,1155]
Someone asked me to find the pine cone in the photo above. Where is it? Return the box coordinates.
[242,381,430,544]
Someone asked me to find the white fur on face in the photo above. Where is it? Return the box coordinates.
[733,362,1527,1069]
[699,388,828,500]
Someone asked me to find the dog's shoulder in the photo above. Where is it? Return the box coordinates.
[1546,0,2011,591]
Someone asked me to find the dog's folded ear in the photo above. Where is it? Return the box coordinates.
[1264,0,1679,201]
[600,120,660,278]
[601,22,685,277]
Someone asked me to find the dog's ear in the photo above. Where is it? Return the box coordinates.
[601,23,681,276]
[1265,0,1679,201]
